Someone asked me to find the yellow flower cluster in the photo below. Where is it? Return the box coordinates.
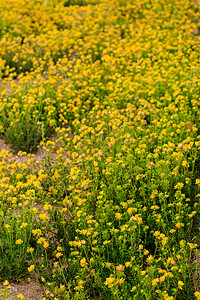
[0,0,200,299]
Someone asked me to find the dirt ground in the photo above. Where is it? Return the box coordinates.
[0,281,44,300]
[0,139,45,163]
[193,251,200,291]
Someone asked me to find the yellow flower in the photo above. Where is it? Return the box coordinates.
[17,294,24,300]
[104,276,115,286]
[43,204,52,211]
[167,258,175,265]
[32,229,41,236]
[55,252,63,258]
[15,239,23,245]
[116,265,124,272]
[57,246,63,252]
[175,222,184,228]
[131,286,136,292]
[182,161,187,167]
[178,281,184,289]
[154,231,160,237]
[159,275,165,282]
[103,240,111,245]
[146,255,154,263]
[80,257,86,267]
[187,242,197,249]
[43,241,49,248]
[93,161,98,167]
[27,247,34,253]
[28,265,35,272]
[152,278,159,286]
[20,222,28,228]
[140,271,146,275]
[39,213,49,221]
[71,251,79,256]
[194,291,200,299]
[3,280,9,286]
[115,213,122,220]
[174,182,184,189]
[117,278,125,284]
[127,207,133,214]
[166,272,174,278]
[125,261,131,267]
[37,237,45,244]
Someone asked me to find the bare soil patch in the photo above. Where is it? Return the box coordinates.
[192,251,200,291]
[0,281,44,300]
[0,139,45,163]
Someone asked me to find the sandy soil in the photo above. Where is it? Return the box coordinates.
[0,281,44,300]
[192,251,200,291]
[0,138,46,163]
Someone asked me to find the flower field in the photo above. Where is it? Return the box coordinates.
[0,0,200,299]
